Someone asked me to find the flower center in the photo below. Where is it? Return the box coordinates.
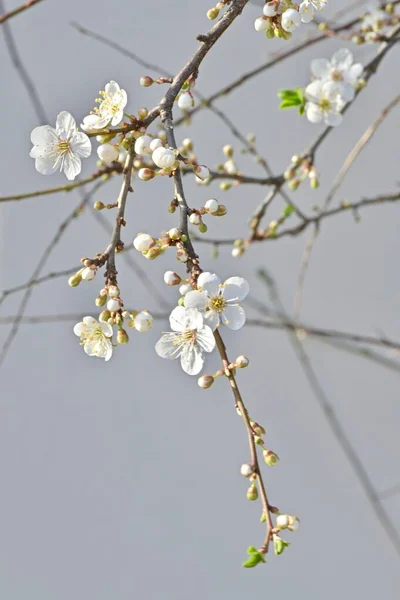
[330,69,343,81]
[319,98,331,111]
[174,329,196,346]
[80,327,105,345]
[57,140,70,154]
[210,295,226,313]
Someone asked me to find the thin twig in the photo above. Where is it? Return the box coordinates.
[0,0,43,25]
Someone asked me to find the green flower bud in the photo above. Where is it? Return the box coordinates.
[263,450,279,467]
[117,329,129,344]
[247,484,258,501]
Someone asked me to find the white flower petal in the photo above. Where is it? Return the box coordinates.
[180,344,204,375]
[223,276,249,301]
[155,333,182,359]
[203,310,219,331]
[337,81,355,102]
[221,305,246,330]
[73,322,86,336]
[169,306,203,332]
[184,290,208,311]
[30,125,58,146]
[110,109,124,126]
[331,48,353,71]
[104,341,113,361]
[324,111,342,127]
[105,80,120,95]
[100,322,113,337]
[197,272,221,297]
[305,80,323,102]
[83,316,98,328]
[55,111,77,139]
[305,103,323,123]
[63,153,81,180]
[346,63,363,82]
[197,325,216,352]
[310,59,330,79]
[34,155,58,175]
[71,132,92,158]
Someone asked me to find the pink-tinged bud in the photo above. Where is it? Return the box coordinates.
[197,375,214,389]
[168,228,182,240]
[140,76,154,87]
[133,233,155,252]
[117,329,129,344]
[164,271,181,286]
[107,298,121,312]
[138,168,155,181]
[251,421,266,436]
[108,285,120,298]
[247,484,258,501]
[240,463,253,478]
[263,450,280,467]
[81,267,96,281]
[235,355,249,368]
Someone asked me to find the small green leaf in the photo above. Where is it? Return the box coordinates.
[279,99,301,109]
[282,204,295,218]
[277,89,301,99]
[274,537,291,556]
[247,546,259,555]
[242,554,262,568]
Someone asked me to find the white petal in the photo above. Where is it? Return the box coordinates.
[345,63,363,82]
[197,325,216,352]
[310,59,330,79]
[73,322,86,336]
[34,155,58,175]
[83,316,98,328]
[305,80,323,102]
[105,80,120,95]
[155,333,182,359]
[100,322,113,337]
[119,89,128,108]
[221,305,246,330]
[223,277,249,301]
[110,109,124,126]
[306,103,323,123]
[55,111,77,139]
[184,290,208,311]
[104,341,113,361]
[203,310,219,331]
[180,344,204,375]
[70,132,92,158]
[63,153,81,180]
[337,81,355,102]
[197,272,221,297]
[81,114,105,132]
[30,125,58,146]
[324,111,342,127]
[331,49,353,71]
[169,306,203,332]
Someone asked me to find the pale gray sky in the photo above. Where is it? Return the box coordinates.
[1,1,400,598]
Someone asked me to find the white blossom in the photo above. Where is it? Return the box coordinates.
[178,92,194,110]
[299,1,315,23]
[81,267,96,281]
[254,16,269,32]
[310,49,363,103]
[184,272,249,331]
[133,233,155,252]
[73,316,113,361]
[155,306,215,376]
[164,271,181,286]
[134,135,153,156]
[152,146,176,169]
[205,198,219,214]
[134,310,153,332]
[30,112,91,181]
[305,80,344,126]
[281,8,301,32]
[83,81,127,130]
[97,143,119,163]
[149,138,163,151]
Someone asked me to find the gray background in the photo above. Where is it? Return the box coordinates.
[1,0,400,598]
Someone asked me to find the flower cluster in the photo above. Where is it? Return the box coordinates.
[357,1,400,43]
[254,1,327,39]
[305,49,363,126]
[155,272,249,376]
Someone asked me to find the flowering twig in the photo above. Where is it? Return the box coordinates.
[0,0,43,24]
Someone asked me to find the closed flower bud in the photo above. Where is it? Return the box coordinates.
[276,514,290,530]
[144,246,162,260]
[99,309,111,322]
[288,516,300,532]
[149,138,163,151]
[93,200,105,210]
[81,267,96,281]
[251,422,266,436]
[247,484,258,501]
[220,182,232,191]
[194,165,210,181]
[216,204,227,216]
[198,375,214,389]
[176,248,188,262]
[288,178,300,191]
[137,107,148,120]
[133,233,155,252]
[152,147,176,169]
[138,168,155,181]
[240,463,253,478]
[223,144,234,158]
[236,355,249,368]
[254,16,269,32]
[134,310,153,332]
[232,246,245,258]
[134,135,152,156]
[164,271,181,286]
[179,282,192,296]
[68,271,82,287]
[207,7,219,19]
[140,76,154,87]
[178,92,194,110]
[189,212,201,225]
[182,138,193,152]
[107,298,121,312]
[117,329,129,344]
[205,198,219,214]
[97,143,119,163]
[168,228,182,240]
[263,1,278,16]
[198,223,208,233]
[108,285,120,298]
[224,159,237,174]
[263,450,279,467]
[95,295,107,307]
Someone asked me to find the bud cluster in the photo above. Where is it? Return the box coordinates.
[254,1,328,41]
[284,155,320,191]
